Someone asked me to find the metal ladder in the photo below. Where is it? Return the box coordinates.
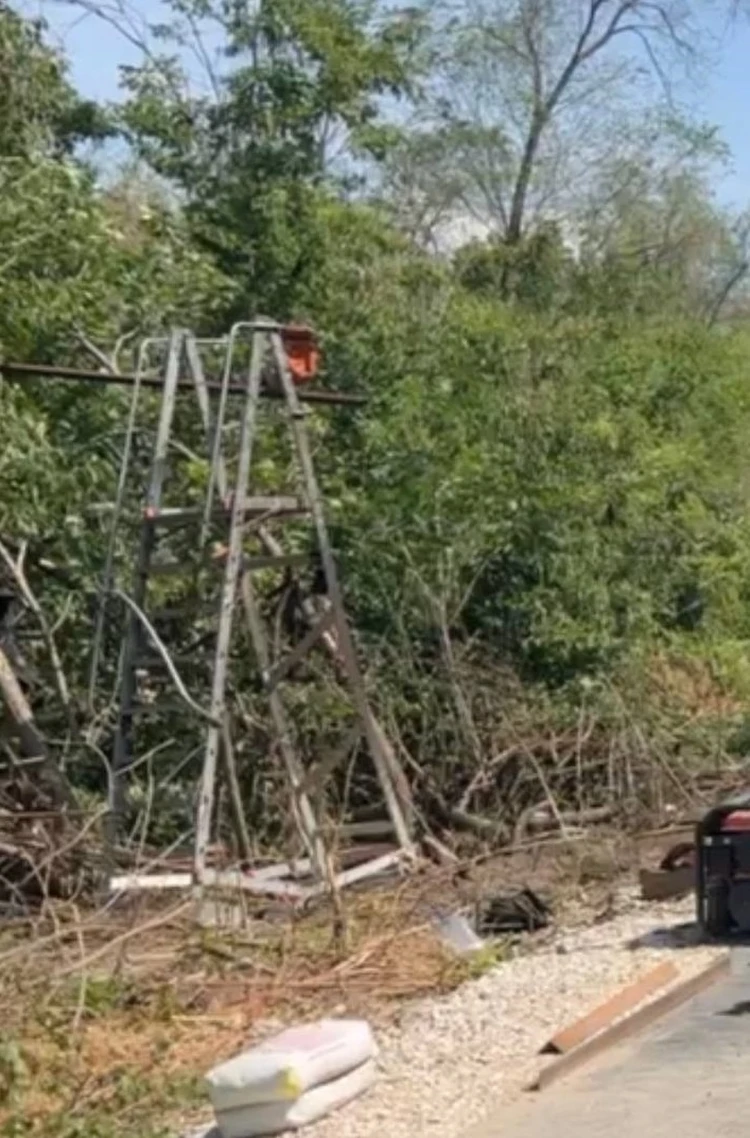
[105,322,415,887]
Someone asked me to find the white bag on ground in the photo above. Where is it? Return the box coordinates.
[207,1019,376,1112]
[215,1060,377,1138]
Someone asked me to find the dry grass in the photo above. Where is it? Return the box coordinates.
[0,828,688,1137]
[0,871,484,1136]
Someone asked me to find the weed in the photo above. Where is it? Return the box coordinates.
[0,1037,28,1107]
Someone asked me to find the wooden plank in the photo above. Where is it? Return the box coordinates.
[529,953,730,1092]
[334,850,404,889]
[245,859,311,881]
[200,869,308,899]
[541,961,678,1055]
[110,873,193,892]
[304,851,405,898]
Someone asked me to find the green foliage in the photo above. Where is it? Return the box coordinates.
[3,0,750,855]
[454,225,573,310]
[0,159,233,363]
[0,3,111,159]
[0,156,234,646]
[295,240,750,687]
[117,0,425,313]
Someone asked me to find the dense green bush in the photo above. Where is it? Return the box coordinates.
[4,1,750,842]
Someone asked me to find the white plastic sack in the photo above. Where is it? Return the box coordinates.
[215,1059,377,1138]
[206,1019,376,1111]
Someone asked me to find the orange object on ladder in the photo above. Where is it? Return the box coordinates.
[281,325,320,385]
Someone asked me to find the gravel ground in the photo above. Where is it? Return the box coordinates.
[186,889,723,1138]
[308,890,722,1138]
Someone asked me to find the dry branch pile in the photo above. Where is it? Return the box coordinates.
[0,804,103,912]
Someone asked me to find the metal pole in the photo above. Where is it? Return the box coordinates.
[0,361,367,405]
[109,330,184,839]
[269,333,415,855]
[193,333,265,884]
[87,338,164,710]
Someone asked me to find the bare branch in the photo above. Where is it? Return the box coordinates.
[74,330,118,372]
[419,0,707,244]
[46,0,157,61]
[0,541,77,741]
[705,259,750,327]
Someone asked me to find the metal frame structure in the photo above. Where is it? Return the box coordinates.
[77,321,416,898]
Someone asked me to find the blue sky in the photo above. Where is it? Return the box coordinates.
[700,8,750,209]
[18,0,750,210]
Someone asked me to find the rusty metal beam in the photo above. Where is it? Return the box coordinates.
[541,961,678,1055]
[0,361,368,407]
[529,953,730,1092]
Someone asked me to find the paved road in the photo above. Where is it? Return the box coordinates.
[469,952,750,1138]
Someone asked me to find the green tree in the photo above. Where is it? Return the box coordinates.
[110,0,425,315]
[0,9,234,740]
[0,1,110,157]
[336,290,750,685]
[383,1,736,250]
[578,130,750,324]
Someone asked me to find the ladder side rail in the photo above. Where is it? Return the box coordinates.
[194,331,265,882]
[110,330,185,832]
[200,322,253,545]
[186,332,260,864]
[184,333,229,504]
[88,337,163,710]
[268,333,415,854]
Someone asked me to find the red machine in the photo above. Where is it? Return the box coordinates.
[696,793,750,936]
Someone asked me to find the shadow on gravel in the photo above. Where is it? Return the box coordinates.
[626,922,704,951]
[628,922,750,954]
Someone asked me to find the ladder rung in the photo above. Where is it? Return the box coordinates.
[237,495,307,517]
[144,496,306,526]
[143,505,203,524]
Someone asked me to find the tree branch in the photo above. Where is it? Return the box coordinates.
[0,541,77,742]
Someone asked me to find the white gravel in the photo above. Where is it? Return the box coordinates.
[306,890,723,1138]
[184,890,723,1138]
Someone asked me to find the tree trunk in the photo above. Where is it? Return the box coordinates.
[506,112,546,246]
[0,644,75,810]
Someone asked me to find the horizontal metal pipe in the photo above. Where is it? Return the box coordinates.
[0,361,368,407]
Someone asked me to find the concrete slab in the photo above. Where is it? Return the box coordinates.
[468,951,750,1138]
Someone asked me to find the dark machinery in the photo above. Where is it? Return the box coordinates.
[697,792,750,937]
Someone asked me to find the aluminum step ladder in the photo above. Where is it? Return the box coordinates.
[101,322,415,890]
